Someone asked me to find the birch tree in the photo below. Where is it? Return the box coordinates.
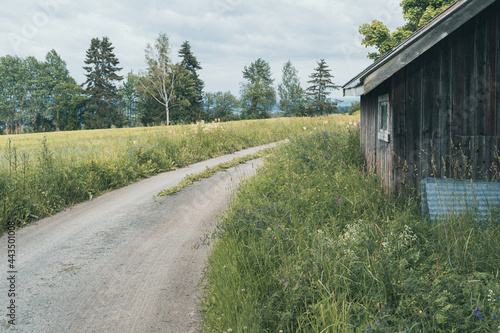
[143,33,178,126]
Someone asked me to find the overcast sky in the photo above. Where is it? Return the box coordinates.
[2,0,405,100]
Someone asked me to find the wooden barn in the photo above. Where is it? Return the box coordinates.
[343,0,500,196]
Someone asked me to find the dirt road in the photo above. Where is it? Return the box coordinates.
[0,143,278,333]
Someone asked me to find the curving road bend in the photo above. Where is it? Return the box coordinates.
[0,142,279,333]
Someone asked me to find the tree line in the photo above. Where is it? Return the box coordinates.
[0,32,342,134]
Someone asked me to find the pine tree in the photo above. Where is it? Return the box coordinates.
[174,41,204,124]
[83,37,123,129]
[306,59,339,116]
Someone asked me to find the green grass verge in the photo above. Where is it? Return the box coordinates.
[1,115,358,230]
[157,147,275,196]
[201,124,500,332]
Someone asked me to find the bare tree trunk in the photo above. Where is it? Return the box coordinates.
[166,104,170,126]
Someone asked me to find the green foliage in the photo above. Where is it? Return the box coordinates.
[204,91,240,122]
[118,72,141,127]
[240,58,276,119]
[83,37,124,129]
[359,21,401,60]
[201,121,500,332]
[0,51,82,133]
[0,116,344,231]
[306,59,340,116]
[174,41,205,124]
[278,61,306,117]
[158,147,274,196]
[140,32,183,126]
[348,101,361,115]
[359,0,455,60]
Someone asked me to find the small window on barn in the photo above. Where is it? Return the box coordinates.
[377,94,390,142]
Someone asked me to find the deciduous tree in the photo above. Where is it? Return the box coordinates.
[240,58,276,119]
[204,91,239,122]
[44,50,82,131]
[142,32,179,126]
[278,60,305,117]
[359,0,454,60]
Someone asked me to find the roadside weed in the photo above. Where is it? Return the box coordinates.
[202,123,500,332]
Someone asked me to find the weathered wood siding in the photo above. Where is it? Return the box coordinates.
[360,81,393,191]
[361,1,500,195]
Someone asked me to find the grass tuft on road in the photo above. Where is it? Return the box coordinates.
[158,147,275,197]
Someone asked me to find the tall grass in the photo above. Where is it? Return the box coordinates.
[201,123,500,332]
[0,116,357,231]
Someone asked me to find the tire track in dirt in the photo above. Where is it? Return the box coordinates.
[0,143,280,333]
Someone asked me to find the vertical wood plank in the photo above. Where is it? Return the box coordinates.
[451,24,464,178]
[422,45,441,179]
[405,57,423,193]
[440,38,453,179]
[496,2,500,138]
[391,69,407,194]
[485,7,496,137]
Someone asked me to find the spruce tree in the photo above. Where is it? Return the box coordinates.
[176,41,204,123]
[83,37,123,129]
[306,59,339,116]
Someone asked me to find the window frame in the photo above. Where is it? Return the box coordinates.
[377,93,390,143]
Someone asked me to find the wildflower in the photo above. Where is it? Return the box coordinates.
[474,305,486,321]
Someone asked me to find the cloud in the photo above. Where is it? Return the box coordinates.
[0,0,405,99]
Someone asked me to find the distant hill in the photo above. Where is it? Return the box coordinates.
[336,97,360,107]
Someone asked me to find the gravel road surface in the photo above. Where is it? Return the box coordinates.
[0,142,280,333]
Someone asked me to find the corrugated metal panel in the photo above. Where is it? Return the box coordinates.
[421,178,500,222]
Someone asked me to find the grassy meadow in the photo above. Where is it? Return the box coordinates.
[0,116,356,230]
[201,123,500,332]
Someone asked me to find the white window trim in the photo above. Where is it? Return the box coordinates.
[377,93,390,143]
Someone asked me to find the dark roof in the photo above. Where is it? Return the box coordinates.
[343,0,495,96]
